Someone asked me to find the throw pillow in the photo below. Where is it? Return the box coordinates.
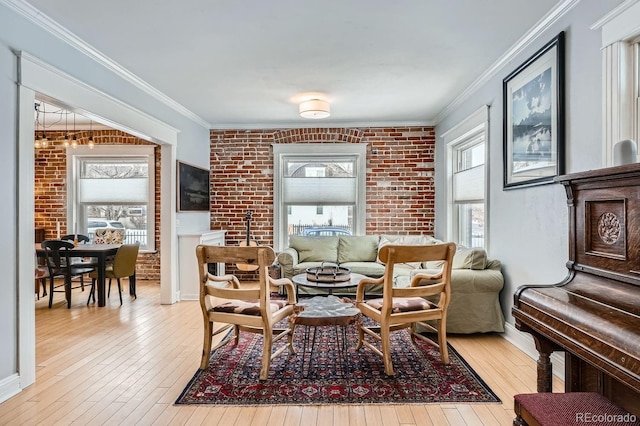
[290,235,339,263]
[338,236,379,263]
[425,246,487,270]
[377,235,441,268]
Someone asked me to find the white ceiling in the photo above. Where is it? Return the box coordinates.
[25,0,562,129]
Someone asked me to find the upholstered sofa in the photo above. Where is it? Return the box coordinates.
[277,235,505,334]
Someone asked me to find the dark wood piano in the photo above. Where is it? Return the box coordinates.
[512,163,640,416]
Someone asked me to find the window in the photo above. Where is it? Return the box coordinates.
[67,146,155,251]
[444,106,489,249]
[593,2,640,166]
[273,144,366,251]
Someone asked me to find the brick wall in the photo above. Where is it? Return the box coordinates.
[209,126,436,249]
[34,130,161,280]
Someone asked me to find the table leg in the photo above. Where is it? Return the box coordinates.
[97,254,106,307]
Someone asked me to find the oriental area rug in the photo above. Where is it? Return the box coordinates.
[175,327,501,406]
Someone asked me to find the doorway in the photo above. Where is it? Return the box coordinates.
[18,53,179,389]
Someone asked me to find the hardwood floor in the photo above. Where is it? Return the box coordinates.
[0,280,563,425]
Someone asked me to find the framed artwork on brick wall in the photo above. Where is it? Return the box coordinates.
[503,31,565,189]
[177,161,210,212]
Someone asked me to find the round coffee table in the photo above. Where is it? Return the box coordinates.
[291,295,361,378]
[292,272,368,297]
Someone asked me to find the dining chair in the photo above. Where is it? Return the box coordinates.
[60,234,95,289]
[355,242,456,375]
[40,239,97,308]
[34,266,49,300]
[87,242,140,305]
[196,245,297,380]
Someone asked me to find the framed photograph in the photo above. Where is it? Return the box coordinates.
[503,31,565,189]
[177,161,210,212]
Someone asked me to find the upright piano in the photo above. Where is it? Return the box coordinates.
[512,164,640,416]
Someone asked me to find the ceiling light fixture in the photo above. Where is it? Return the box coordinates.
[299,99,330,119]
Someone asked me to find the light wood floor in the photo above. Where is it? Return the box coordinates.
[0,280,563,425]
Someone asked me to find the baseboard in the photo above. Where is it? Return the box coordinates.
[180,293,199,301]
[0,373,21,404]
[502,322,565,381]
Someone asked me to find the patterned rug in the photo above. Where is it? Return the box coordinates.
[175,325,501,406]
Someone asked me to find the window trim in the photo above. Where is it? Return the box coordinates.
[443,105,489,248]
[592,1,640,166]
[273,143,366,251]
[67,145,156,251]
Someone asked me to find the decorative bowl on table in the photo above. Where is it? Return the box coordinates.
[305,264,351,282]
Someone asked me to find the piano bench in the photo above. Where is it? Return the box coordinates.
[513,392,638,426]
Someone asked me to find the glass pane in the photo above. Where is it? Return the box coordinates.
[284,158,355,177]
[456,203,484,248]
[80,158,149,178]
[287,205,353,237]
[83,204,149,249]
[458,142,485,171]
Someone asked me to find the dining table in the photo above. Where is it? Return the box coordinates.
[36,243,120,307]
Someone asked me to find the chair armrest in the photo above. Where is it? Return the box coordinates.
[268,276,297,304]
[355,276,384,302]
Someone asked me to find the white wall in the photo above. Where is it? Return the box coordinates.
[435,0,625,326]
[0,1,211,400]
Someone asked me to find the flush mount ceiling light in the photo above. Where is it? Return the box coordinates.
[299,99,330,119]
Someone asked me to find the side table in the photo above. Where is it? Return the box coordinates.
[291,295,361,378]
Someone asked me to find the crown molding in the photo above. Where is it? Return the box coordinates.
[2,0,211,129]
[434,0,580,124]
[590,0,640,31]
[209,119,436,130]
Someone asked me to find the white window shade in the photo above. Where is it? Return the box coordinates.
[453,165,484,202]
[283,177,356,204]
[79,178,149,203]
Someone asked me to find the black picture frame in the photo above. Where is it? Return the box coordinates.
[177,161,210,212]
[503,31,565,189]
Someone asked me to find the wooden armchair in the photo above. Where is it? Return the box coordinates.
[196,245,297,380]
[355,243,456,375]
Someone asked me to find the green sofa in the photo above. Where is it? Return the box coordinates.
[277,234,505,334]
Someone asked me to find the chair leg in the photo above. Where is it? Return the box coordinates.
[116,278,123,305]
[80,274,85,291]
[200,320,214,370]
[233,325,240,345]
[107,278,112,297]
[356,323,365,350]
[437,319,449,364]
[65,275,72,308]
[129,272,137,299]
[381,326,394,376]
[260,331,274,380]
[48,276,55,308]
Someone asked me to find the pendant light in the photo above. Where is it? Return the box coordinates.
[40,102,48,147]
[88,120,95,149]
[71,113,78,148]
[63,111,70,147]
[34,103,41,149]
